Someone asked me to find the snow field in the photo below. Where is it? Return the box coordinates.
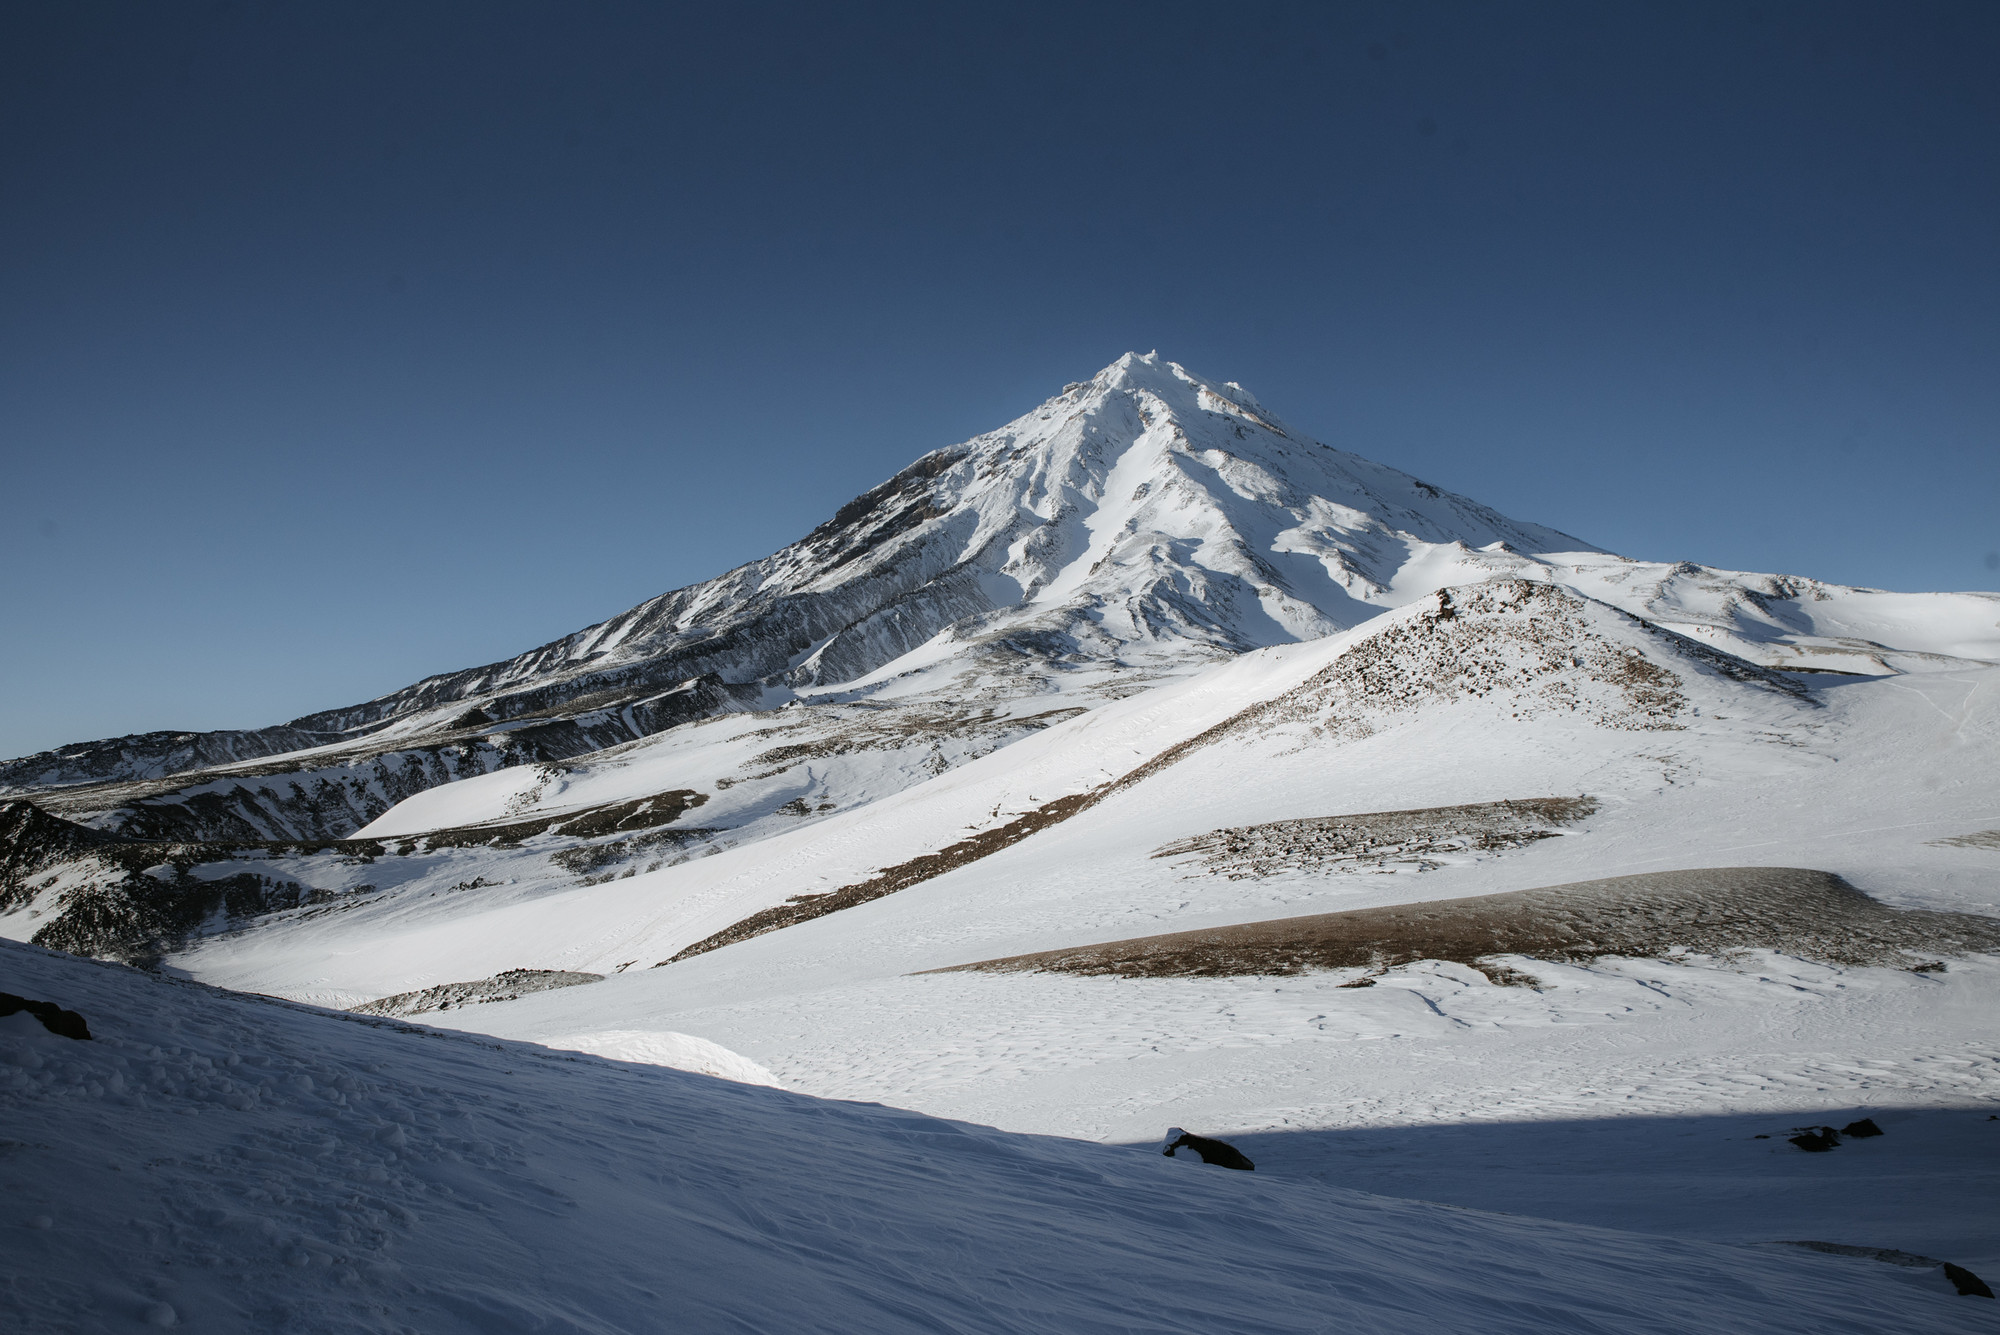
[2,938,1992,1333]
[361,657,2000,1274]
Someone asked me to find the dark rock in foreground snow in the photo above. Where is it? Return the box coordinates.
[1163,1127,1256,1170]
[0,992,90,1040]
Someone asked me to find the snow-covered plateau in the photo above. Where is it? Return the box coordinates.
[5,353,1999,1330]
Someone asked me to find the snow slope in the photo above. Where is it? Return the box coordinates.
[169,580,1851,996]
[2,938,1990,1333]
[143,581,2000,1279]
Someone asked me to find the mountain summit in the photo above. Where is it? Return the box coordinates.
[748,349,1595,688]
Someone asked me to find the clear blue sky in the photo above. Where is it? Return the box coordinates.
[3,1,1996,760]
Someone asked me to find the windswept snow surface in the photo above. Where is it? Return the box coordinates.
[536,1027,784,1087]
[1,938,1991,1333]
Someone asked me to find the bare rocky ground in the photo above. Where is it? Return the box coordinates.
[349,967,604,1017]
[932,867,2000,981]
[0,795,712,963]
[0,686,1112,967]
[1934,829,2000,851]
[1152,796,1599,880]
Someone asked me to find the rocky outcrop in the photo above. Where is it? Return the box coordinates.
[0,786,709,964]
[29,673,757,842]
[0,991,91,1040]
[349,968,605,1017]
[1152,797,1599,880]
[1162,1129,1254,1170]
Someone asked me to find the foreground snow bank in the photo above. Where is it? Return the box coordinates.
[0,939,1984,1334]
[538,1027,784,1086]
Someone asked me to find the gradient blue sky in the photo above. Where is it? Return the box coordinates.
[3,1,1997,760]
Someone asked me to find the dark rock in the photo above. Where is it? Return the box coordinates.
[0,991,91,1040]
[1787,1127,1840,1152]
[1786,1243,1996,1298]
[1840,1118,1883,1138]
[1162,1127,1254,1171]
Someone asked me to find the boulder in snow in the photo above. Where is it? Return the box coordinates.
[1162,1128,1255,1171]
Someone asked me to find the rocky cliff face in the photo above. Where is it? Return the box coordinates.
[25,674,762,843]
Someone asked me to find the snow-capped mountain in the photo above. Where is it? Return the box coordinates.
[0,354,1589,827]
[6,355,2000,1307]
[4,352,1998,969]
[5,352,1992,851]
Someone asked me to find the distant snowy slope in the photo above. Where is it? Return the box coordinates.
[2,937,1987,1334]
[168,580,1847,1001]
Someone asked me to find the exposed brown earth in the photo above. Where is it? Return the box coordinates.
[1933,829,2000,851]
[662,788,1104,964]
[1153,797,1598,880]
[924,868,2000,980]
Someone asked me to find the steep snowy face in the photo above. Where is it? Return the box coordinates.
[774,351,1595,683]
[487,350,1591,698]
